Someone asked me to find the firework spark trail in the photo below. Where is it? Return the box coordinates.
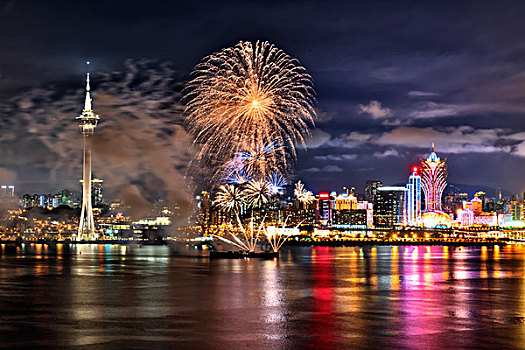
[237,140,284,178]
[267,172,286,195]
[219,141,283,186]
[294,180,314,205]
[243,179,272,207]
[220,156,254,185]
[264,215,291,252]
[211,234,249,251]
[184,40,316,174]
[214,184,245,212]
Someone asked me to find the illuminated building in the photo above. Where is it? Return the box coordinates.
[357,201,374,228]
[342,186,355,195]
[92,179,103,206]
[22,194,32,208]
[282,207,316,226]
[309,191,373,228]
[510,200,522,221]
[373,187,407,227]
[463,196,483,215]
[474,191,486,210]
[1,185,15,198]
[496,187,503,200]
[420,143,447,211]
[79,178,103,207]
[334,193,357,210]
[456,208,474,227]
[198,191,211,232]
[365,179,382,203]
[332,209,367,228]
[317,192,332,225]
[405,166,421,226]
[474,212,497,226]
[421,210,452,228]
[443,192,463,214]
[77,64,100,240]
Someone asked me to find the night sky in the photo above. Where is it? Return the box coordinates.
[2,0,525,198]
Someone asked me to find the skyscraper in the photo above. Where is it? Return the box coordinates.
[199,191,211,234]
[405,166,421,226]
[365,180,382,203]
[420,144,447,212]
[1,185,15,198]
[373,187,407,227]
[77,65,100,240]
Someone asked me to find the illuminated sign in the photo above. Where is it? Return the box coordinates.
[319,192,330,200]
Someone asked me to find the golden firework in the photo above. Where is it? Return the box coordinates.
[184,40,316,173]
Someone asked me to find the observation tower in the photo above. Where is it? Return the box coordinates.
[77,63,100,240]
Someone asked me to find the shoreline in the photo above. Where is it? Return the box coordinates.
[285,240,507,247]
[0,239,508,247]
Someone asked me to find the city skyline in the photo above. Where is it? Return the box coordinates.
[3,1,525,197]
[4,3,525,349]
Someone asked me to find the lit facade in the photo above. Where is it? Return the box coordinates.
[77,68,100,240]
[456,208,474,227]
[421,211,452,228]
[365,180,382,203]
[463,197,482,215]
[420,144,447,212]
[474,213,497,226]
[405,167,421,226]
[373,186,407,227]
[0,185,15,198]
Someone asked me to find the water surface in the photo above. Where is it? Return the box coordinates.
[1,244,525,349]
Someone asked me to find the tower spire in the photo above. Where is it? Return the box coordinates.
[83,62,92,112]
[432,142,435,153]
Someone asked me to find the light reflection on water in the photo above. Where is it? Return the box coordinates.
[1,244,525,349]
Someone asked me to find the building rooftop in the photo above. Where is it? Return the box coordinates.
[378,186,408,191]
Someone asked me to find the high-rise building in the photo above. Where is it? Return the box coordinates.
[1,185,15,198]
[317,192,332,226]
[342,186,355,195]
[92,179,103,207]
[77,64,100,240]
[365,180,382,203]
[420,144,447,212]
[511,200,522,221]
[405,166,421,226]
[199,191,211,233]
[373,187,407,227]
[474,191,486,210]
[497,187,503,201]
[464,197,483,215]
[332,209,367,228]
[334,193,358,210]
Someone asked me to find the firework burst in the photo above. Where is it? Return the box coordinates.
[243,179,272,207]
[294,181,314,205]
[184,40,316,173]
[214,184,245,212]
[220,156,254,185]
[266,172,286,195]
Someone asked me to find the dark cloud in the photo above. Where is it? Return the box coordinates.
[3,0,525,196]
[0,59,195,220]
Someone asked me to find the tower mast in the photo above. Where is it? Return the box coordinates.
[77,62,100,240]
